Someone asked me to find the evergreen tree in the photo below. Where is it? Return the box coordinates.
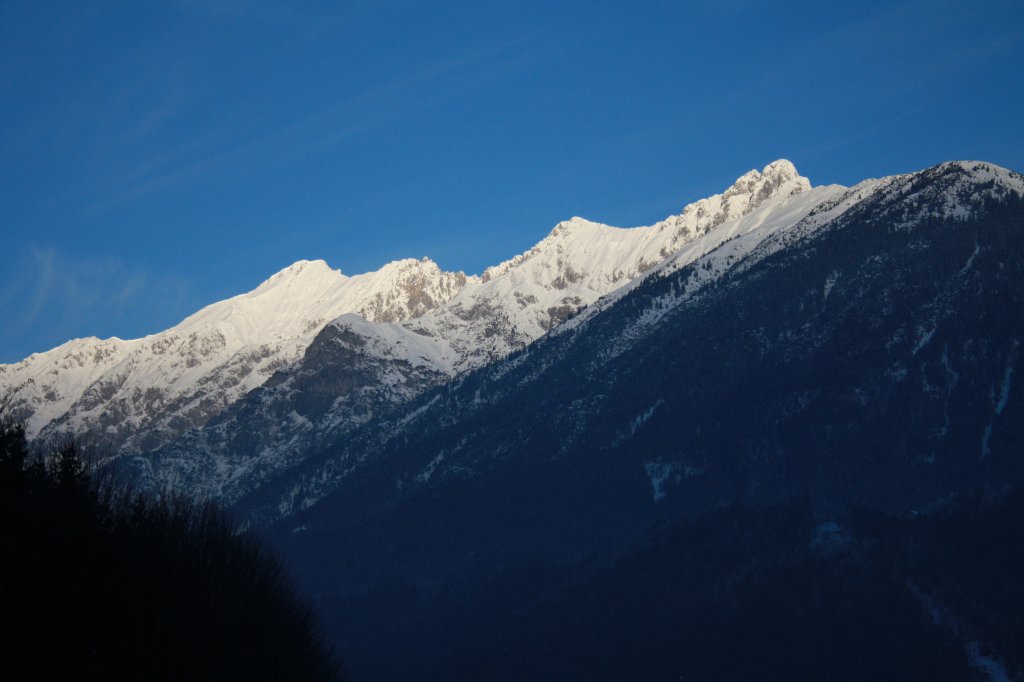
[0,421,344,681]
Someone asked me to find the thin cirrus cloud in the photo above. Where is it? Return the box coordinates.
[77,25,557,216]
[0,248,192,362]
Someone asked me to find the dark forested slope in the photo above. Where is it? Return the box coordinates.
[248,163,1024,679]
[0,421,342,681]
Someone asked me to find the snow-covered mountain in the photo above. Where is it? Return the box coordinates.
[0,257,468,453]
[561,160,1024,338]
[6,157,1024,682]
[205,159,1019,682]
[10,158,1018,510]
[1,158,816,488]
[402,159,813,373]
[215,160,1024,526]
[129,160,825,500]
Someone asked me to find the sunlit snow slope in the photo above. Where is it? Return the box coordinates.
[0,257,467,453]
[137,160,835,501]
[4,158,920,504]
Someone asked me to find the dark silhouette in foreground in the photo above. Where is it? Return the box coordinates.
[0,421,342,681]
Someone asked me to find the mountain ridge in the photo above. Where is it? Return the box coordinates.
[0,254,469,449]
[0,159,816,471]
[213,158,1024,680]
[121,160,822,501]
[221,159,1024,526]
[4,159,1021,511]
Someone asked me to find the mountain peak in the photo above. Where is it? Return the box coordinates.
[264,259,340,283]
[721,159,809,202]
[378,256,441,274]
[645,158,813,252]
[842,159,1024,228]
[763,158,800,178]
[479,160,814,285]
[931,160,1024,193]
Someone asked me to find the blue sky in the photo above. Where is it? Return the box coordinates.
[2,0,1022,362]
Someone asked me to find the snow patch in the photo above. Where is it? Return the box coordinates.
[644,461,702,501]
[966,642,1014,682]
[995,342,1017,416]
[912,326,936,356]
[981,423,993,459]
[416,452,446,483]
[613,400,664,446]
[823,270,840,301]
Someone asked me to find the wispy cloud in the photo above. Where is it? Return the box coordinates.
[79,24,556,213]
[0,247,193,360]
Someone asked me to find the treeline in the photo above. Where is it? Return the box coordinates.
[0,421,343,681]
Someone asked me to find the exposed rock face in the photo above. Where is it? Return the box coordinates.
[135,314,452,502]
[357,260,469,323]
